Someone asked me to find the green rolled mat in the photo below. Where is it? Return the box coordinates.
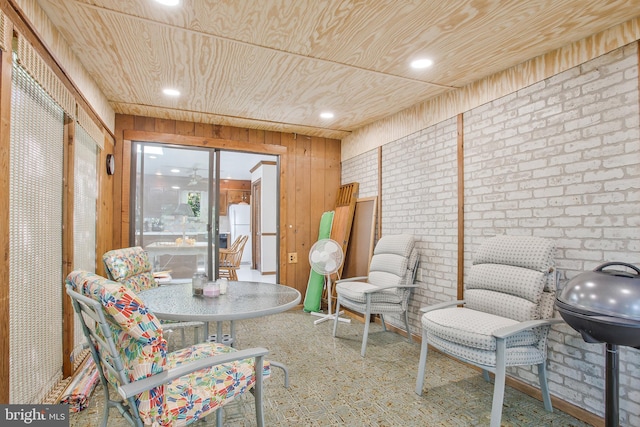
[303,211,334,312]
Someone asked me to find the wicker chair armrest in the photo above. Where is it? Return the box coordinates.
[362,284,419,293]
[419,300,465,313]
[493,319,563,339]
[336,276,368,284]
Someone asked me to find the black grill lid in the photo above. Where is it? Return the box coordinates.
[557,262,640,321]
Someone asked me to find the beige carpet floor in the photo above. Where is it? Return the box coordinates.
[69,310,591,426]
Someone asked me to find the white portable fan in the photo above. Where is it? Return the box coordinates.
[308,238,351,325]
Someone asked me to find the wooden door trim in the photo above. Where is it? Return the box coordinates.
[0,48,12,404]
[123,130,287,155]
[251,179,262,271]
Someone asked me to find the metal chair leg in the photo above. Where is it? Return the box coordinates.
[490,339,507,427]
[415,329,429,395]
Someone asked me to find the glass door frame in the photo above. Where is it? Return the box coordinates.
[130,142,221,279]
[122,131,287,284]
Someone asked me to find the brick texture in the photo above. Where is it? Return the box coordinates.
[341,42,640,424]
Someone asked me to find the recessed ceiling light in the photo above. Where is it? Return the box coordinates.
[320,112,334,119]
[411,58,433,69]
[162,88,180,97]
[154,0,180,6]
[171,168,180,173]
[171,186,180,189]
[149,155,157,159]
[155,172,162,176]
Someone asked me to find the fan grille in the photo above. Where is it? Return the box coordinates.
[309,238,344,275]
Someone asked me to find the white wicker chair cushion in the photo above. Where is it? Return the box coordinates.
[466,264,546,303]
[339,298,407,314]
[422,307,538,351]
[367,270,404,289]
[373,234,416,256]
[539,291,555,319]
[336,281,403,304]
[428,333,546,367]
[472,235,555,272]
[368,253,409,282]
[465,289,540,322]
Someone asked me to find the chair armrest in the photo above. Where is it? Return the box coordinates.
[419,300,465,313]
[117,347,269,399]
[336,276,368,284]
[362,284,419,293]
[493,319,563,339]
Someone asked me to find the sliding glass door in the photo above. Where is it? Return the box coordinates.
[131,142,280,283]
[131,143,219,279]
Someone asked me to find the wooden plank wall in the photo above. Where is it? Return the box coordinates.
[113,115,341,297]
[95,139,116,278]
[0,46,12,405]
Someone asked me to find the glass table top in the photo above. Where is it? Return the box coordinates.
[140,280,301,322]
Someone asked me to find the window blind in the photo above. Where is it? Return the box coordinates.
[9,61,64,404]
[72,125,98,362]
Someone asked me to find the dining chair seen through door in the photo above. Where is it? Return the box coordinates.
[219,235,248,280]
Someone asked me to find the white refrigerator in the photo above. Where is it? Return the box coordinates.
[228,204,252,265]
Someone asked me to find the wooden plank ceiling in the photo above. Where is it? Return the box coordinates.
[35,0,640,139]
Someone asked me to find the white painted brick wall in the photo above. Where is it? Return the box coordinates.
[341,149,378,198]
[344,118,460,335]
[341,42,640,424]
[463,42,640,423]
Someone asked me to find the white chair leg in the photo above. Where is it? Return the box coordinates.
[490,339,507,427]
[332,299,341,337]
[379,314,387,331]
[403,310,412,342]
[415,328,428,395]
[216,407,223,427]
[538,362,553,412]
[361,298,372,357]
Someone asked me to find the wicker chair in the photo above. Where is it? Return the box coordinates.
[415,235,561,427]
[333,234,419,357]
[66,270,270,427]
[219,235,248,280]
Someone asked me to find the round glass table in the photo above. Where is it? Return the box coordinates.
[140,280,301,387]
[140,280,301,338]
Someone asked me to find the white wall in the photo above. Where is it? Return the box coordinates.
[252,163,278,273]
[341,42,640,425]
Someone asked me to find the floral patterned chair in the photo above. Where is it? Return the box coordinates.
[102,246,157,293]
[103,246,204,344]
[66,270,270,427]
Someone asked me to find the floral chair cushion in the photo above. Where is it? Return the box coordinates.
[66,270,270,426]
[102,246,157,293]
[164,343,271,425]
